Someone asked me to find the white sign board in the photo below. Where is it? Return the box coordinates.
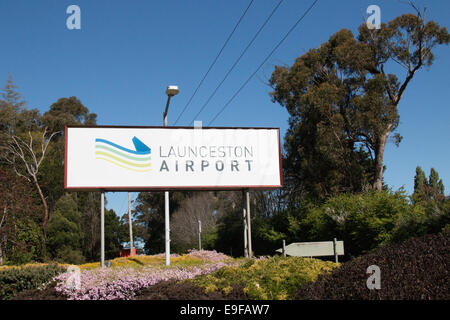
[65,126,282,191]
[276,241,344,257]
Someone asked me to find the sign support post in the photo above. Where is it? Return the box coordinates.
[242,190,248,258]
[163,97,171,266]
[333,238,338,263]
[246,190,252,258]
[128,192,134,256]
[100,191,105,268]
[198,220,202,250]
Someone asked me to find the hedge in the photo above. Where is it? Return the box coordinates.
[0,264,67,300]
[296,230,450,299]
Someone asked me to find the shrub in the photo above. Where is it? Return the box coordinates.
[188,256,338,300]
[0,264,67,300]
[54,246,86,265]
[296,230,450,300]
[135,280,247,300]
[6,219,44,265]
[296,190,420,258]
[391,199,450,243]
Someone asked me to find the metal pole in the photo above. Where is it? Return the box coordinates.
[128,192,133,256]
[282,239,286,257]
[246,190,252,258]
[198,220,202,250]
[164,98,170,266]
[333,238,338,263]
[242,190,248,258]
[100,192,105,268]
[163,96,172,124]
[165,191,170,265]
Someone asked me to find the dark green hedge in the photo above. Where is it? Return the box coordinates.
[0,264,66,300]
[296,230,450,300]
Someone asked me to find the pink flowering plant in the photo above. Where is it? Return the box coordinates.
[53,250,237,300]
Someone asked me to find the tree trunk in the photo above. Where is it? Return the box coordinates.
[373,129,391,191]
[33,177,49,232]
[0,207,5,265]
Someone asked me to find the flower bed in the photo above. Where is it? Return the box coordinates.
[53,250,237,300]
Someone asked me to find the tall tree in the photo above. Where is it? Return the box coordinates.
[46,194,85,264]
[1,74,26,110]
[2,128,59,232]
[0,168,41,264]
[104,208,128,259]
[414,166,427,192]
[79,192,101,261]
[41,96,97,213]
[270,8,449,199]
[428,168,444,195]
[413,165,428,203]
[413,166,445,203]
[171,192,219,252]
[0,74,33,149]
[43,96,97,133]
[357,9,449,190]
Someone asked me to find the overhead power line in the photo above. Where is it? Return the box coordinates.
[173,0,255,125]
[189,0,285,125]
[207,0,319,126]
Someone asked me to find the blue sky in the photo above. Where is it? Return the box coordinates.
[0,0,449,216]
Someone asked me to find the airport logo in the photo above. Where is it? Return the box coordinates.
[95,137,151,172]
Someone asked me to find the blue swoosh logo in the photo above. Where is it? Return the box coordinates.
[95,137,151,155]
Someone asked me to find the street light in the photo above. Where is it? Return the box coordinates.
[164,86,179,126]
[163,85,179,266]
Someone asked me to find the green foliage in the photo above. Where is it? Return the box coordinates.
[284,190,450,259]
[42,96,97,133]
[413,166,446,204]
[46,194,127,262]
[292,191,416,257]
[0,264,66,300]
[270,12,449,199]
[212,191,288,257]
[104,208,129,259]
[133,191,188,254]
[1,74,26,110]
[201,230,219,251]
[0,168,43,264]
[188,256,338,300]
[215,206,245,257]
[391,199,450,243]
[46,194,84,263]
[8,220,44,265]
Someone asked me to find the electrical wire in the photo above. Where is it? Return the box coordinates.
[207,0,319,126]
[189,0,285,125]
[173,0,255,125]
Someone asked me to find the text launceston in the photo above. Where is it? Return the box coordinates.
[158,145,254,172]
[159,145,253,158]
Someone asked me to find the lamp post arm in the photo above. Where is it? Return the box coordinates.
[163,95,172,126]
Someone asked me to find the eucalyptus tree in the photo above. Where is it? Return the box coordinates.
[270,8,449,201]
